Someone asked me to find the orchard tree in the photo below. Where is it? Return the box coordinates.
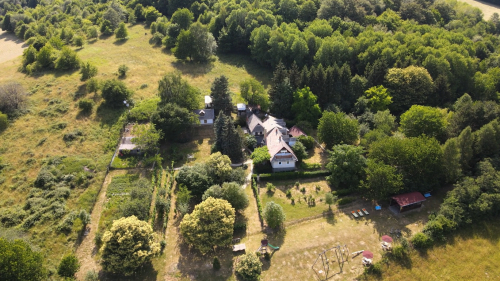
[220,182,249,211]
[291,87,322,127]
[157,72,202,111]
[362,160,404,200]
[264,201,285,229]
[176,164,212,196]
[318,111,359,149]
[239,78,269,111]
[180,197,235,253]
[0,238,46,281]
[400,105,448,139]
[101,216,160,276]
[327,145,366,189]
[325,193,336,209]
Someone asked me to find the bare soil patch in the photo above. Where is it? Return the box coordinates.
[0,30,27,64]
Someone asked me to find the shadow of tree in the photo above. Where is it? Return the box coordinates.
[113,39,128,46]
[98,262,158,281]
[171,60,214,78]
[95,103,126,127]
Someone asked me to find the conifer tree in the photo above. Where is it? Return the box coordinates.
[269,62,294,118]
[211,76,233,116]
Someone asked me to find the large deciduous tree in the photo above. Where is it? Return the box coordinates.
[369,136,444,191]
[180,197,235,254]
[362,159,404,200]
[317,111,359,149]
[101,216,160,276]
[291,87,322,127]
[151,103,199,142]
[239,78,269,111]
[157,72,202,111]
[0,238,46,281]
[385,66,434,114]
[327,144,366,189]
[400,105,448,139]
[363,85,392,112]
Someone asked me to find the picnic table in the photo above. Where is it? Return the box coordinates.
[233,243,246,252]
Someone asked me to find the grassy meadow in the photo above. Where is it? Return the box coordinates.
[0,22,270,272]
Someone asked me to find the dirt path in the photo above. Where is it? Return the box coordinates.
[75,170,128,280]
[459,0,500,19]
[0,30,27,64]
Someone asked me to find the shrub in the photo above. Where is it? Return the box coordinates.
[235,253,262,280]
[55,46,80,70]
[297,135,315,150]
[80,61,98,81]
[337,197,355,205]
[57,254,80,278]
[264,201,285,229]
[0,82,27,115]
[213,256,221,270]
[0,111,7,132]
[78,99,94,113]
[391,245,407,260]
[286,189,292,198]
[365,262,382,276]
[299,162,322,170]
[266,182,275,193]
[252,179,264,223]
[264,252,271,261]
[300,187,306,193]
[101,79,133,106]
[118,64,129,78]
[85,270,98,281]
[411,232,433,249]
[160,240,167,253]
[332,189,354,196]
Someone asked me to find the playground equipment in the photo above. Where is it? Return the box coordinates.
[257,239,279,254]
[312,244,350,281]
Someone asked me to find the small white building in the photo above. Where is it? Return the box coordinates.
[118,137,142,154]
[205,96,212,108]
[237,103,246,116]
[193,109,214,125]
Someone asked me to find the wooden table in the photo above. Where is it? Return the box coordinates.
[233,243,246,252]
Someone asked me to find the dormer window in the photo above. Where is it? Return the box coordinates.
[199,110,205,116]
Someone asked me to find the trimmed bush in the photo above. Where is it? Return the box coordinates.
[213,256,221,270]
[235,253,262,280]
[118,64,129,78]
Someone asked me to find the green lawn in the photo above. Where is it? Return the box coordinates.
[259,178,331,222]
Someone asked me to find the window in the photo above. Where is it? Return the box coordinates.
[278,161,282,165]
[204,120,207,124]
[287,161,289,164]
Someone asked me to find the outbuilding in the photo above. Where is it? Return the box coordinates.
[390,192,426,213]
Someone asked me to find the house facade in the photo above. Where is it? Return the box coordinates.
[266,127,297,172]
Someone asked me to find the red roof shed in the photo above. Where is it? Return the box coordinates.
[390,192,426,213]
[289,126,306,137]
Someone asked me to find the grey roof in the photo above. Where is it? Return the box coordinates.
[247,114,264,133]
[119,137,137,150]
[193,109,214,120]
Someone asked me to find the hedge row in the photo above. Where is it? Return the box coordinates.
[337,197,356,205]
[257,170,330,181]
[252,179,264,226]
[298,162,322,171]
[332,188,354,197]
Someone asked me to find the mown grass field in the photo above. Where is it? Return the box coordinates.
[0,22,271,272]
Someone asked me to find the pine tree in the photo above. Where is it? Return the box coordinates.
[213,111,228,154]
[269,62,294,118]
[288,61,302,90]
[211,76,233,116]
[213,112,243,162]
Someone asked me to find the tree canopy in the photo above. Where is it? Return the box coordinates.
[264,201,285,229]
[291,87,322,127]
[0,238,46,281]
[400,105,448,139]
[180,197,235,254]
[157,72,201,111]
[101,216,160,276]
[327,144,366,189]
[318,111,359,149]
